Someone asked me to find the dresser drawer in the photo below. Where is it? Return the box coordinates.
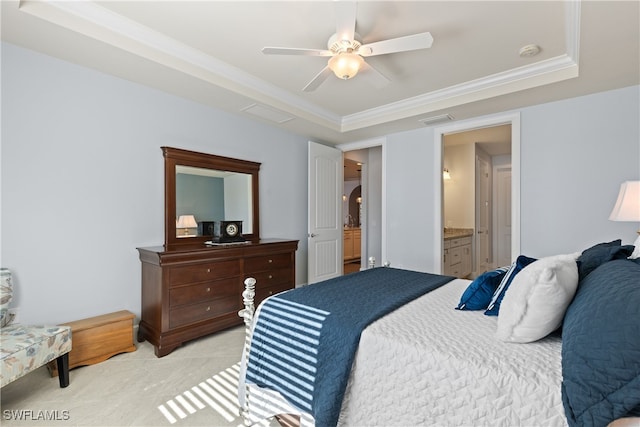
[169,260,240,285]
[169,277,239,308]
[169,296,239,329]
[245,253,292,273]
[255,283,292,306]
[250,268,292,288]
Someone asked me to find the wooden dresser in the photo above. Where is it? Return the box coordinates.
[137,239,298,357]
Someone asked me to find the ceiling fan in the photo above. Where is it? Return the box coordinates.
[261,2,434,92]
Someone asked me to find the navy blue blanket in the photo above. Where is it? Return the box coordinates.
[245,267,453,427]
[561,259,640,426]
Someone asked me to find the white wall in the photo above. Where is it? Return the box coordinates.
[443,143,475,229]
[384,129,438,272]
[1,43,309,324]
[520,86,640,255]
[385,85,640,271]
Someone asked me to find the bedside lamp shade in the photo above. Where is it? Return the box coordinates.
[609,180,640,259]
[609,181,640,222]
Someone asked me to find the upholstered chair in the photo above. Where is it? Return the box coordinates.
[0,268,72,388]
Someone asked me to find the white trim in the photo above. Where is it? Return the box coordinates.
[381,141,388,267]
[342,55,577,132]
[336,137,386,152]
[434,112,521,273]
[492,163,513,269]
[19,1,580,135]
[433,138,444,274]
[565,0,582,63]
[18,0,341,129]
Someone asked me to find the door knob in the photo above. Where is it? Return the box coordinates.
[309,233,317,238]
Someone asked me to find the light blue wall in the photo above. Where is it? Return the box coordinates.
[2,41,639,324]
[1,42,309,324]
[385,128,438,271]
[176,173,224,221]
[384,86,640,271]
[520,86,640,255]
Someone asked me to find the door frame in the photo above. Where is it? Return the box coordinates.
[493,164,512,268]
[337,137,387,268]
[475,152,491,275]
[433,112,521,274]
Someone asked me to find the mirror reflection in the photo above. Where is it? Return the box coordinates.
[176,165,253,237]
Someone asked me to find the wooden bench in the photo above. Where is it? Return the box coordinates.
[48,310,136,376]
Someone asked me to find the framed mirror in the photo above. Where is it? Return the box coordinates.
[163,147,260,248]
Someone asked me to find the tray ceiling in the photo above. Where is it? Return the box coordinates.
[1,1,638,144]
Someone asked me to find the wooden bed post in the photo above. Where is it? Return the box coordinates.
[238,277,256,426]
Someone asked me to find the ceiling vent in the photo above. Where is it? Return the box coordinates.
[418,114,455,126]
[241,104,294,124]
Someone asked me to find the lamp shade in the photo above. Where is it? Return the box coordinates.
[176,215,198,228]
[328,52,364,80]
[609,181,640,221]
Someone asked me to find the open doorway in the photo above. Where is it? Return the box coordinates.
[443,124,512,278]
[344,158,363,274]
[341,146,383,275]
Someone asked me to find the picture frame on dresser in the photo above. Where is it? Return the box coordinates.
[136,147,298,357]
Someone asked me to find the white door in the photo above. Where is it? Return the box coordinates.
[475,156,491,274]
[495,167,512,267]
[308,141,343,284]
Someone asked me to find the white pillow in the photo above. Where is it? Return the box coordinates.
[496,253,579,343]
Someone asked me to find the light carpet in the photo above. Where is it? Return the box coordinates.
[1,325,278,427]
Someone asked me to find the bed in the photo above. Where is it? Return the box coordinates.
[238,241,640,427]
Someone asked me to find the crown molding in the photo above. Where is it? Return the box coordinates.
[18,0,581,135]
[18,0,342,130]
[340,54,579,132]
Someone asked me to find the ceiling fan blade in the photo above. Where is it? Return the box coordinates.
[303,66,333,92]
[335,1,356,43]
[359,61,390,89]
[359,32,434,57]
[262,47,333,57]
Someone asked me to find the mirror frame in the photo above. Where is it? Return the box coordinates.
[163,146,260,248]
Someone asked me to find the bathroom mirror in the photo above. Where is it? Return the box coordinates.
[163,147,260,248]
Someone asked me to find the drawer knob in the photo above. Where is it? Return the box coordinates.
[268,275,273,279]
[206,287,211,292]
[268,291,273,295]
[207,268,211,273]
[206,306,211,312]
[268,259,273,263]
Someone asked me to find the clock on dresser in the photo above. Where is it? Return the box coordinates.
[213,220,245,243]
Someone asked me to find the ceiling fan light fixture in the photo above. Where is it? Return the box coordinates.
[328,52,364,80]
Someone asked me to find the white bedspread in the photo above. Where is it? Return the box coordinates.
[242,278,566,427]
[338,278,566,426]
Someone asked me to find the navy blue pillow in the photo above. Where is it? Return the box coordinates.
[456,267,508,310]
[484,255,537,316]
[561,259,640,427]
[577,240,634,281]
